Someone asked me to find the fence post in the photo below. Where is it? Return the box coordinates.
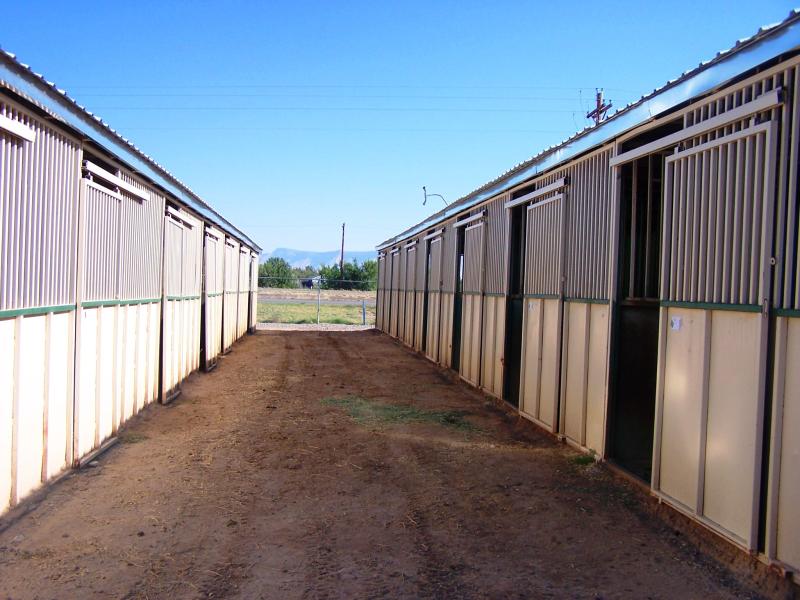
[362,299,366,325]
[317,280,321,324]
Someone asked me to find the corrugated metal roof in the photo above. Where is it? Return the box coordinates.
[0,50,261,252]
[378,9,800,250]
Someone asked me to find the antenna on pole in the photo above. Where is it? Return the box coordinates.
[423,186,447,207]
[586,88,612,126]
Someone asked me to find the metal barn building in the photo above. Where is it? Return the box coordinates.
[0,51,260,514]
[376,13,800,580]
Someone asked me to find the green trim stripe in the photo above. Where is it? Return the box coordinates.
[81,299,117,308]
[166,295,201,302]
[0,304,75,319]
[120,297,161,306]
[524,293,559,299]
[206,292,224,298]
[660,300,761,313]
[565,297,609,305]
[82,298,161,308]
[775,308,800,318]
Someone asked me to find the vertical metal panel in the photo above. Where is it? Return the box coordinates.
[81,183,120,302]
[585,303,609,453]
[704,311,762,542]
[203,226,225,366]
[249,252,258,331]
[480,295,505,398]
[655,307,767,549]
[563,148,613,299]
[162,206,203,397]
[118,174,164,300]
[223,237,240,350]
[376,255,386,331]
[161,216,184,398]
[399,247,407,339]
[415,236,426,291]
[440,224,456,293]
[766,317,800,578]
[404,246,416,344]
[0,98,80,310]
[679,61,800,310]
[484,195,508,294]
[519,297,561,431]
[461,223,485,385]
[390,249,401,337]
[463,224,484,293]
[425,238,442,361]
[438,291,453,366]
[662,122,775,305]
[183,218,202,298]
[163,218,184,296]
[427,238,442,290]
[657,308,707,510]
[237,247,250,337]
[562,302,590,445]
[0,318,13,511]
[524,196,562,296]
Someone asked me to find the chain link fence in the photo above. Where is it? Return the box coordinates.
[257,277,377,326]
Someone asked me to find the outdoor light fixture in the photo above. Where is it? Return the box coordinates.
[422,186,447,206]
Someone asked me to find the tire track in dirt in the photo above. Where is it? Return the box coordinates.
[337,334,474,598]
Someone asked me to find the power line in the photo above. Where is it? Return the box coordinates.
[88,105,581,113]
[111,126,574,133]
[72,92,592,101]
[67,83,641,92]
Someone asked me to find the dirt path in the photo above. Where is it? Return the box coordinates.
[0,331,779,599]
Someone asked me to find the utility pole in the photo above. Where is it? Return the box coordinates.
[340,222,345,280]
[586,89,612,126]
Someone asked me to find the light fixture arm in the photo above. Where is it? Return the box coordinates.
[423,185,447,206]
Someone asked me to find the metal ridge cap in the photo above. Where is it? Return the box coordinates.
[376,9,800,250]
[0,51,262,252]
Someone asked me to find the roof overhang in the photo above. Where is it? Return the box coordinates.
[377,11,800,250]
[0,51,261,252]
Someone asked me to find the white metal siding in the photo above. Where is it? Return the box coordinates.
[223,238,240,351]
[0,98,80,311]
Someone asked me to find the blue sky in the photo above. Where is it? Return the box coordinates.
[1,1,796,253]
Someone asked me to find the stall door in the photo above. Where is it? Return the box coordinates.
[404,246,417,345]
[161,209,202,402]
[389,250,401,337]
[376,255,386,331]
[202,227,224,371]
[249,252,258,332]
[459,223,485,386]
[237,248,250,338]
[424,237,443,361]
[222,238,240,352]
[654,121,776,550]
[518,194,564,432]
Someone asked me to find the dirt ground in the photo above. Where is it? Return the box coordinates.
[0,331,788,599]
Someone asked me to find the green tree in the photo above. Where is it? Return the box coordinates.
[292,264,318,288]
[259,257,296,288]
[319,259,377,290]
[361,259,377,291]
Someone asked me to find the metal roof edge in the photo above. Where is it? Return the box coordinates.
[0,51,262,252]
[376,9,800,250]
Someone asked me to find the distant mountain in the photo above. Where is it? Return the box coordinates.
[261,247,376,268]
